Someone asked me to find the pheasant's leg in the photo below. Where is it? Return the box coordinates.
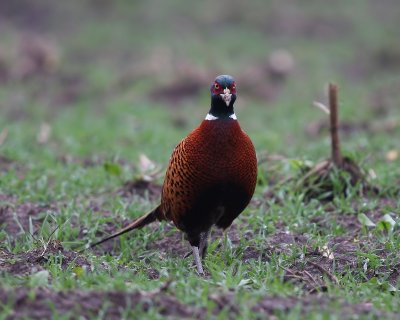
[192,246,204,275]
[184,231,208,260]
[199,231,209,259]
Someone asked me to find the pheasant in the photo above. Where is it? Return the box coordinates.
[89,75,258,274]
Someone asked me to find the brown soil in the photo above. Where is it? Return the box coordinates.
[305,118,399,137]
[0,240,89,277]
[0,155,15,172]
[0,287,205,320]
[87,196,400,291]
[2,186,398,318]
[0,156,25,179]
[272,231,399,292]
[120,179,162,202]
[0,287,394,320]
[92,218,253,262]
[0,194,57,238]
[252,294,392,319]
[149,78,205,105]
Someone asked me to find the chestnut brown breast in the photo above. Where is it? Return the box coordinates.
[160,118,257,235]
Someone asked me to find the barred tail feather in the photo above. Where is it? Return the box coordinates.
[87,206,159,249]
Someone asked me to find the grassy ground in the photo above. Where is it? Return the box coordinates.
[1,1,400,318]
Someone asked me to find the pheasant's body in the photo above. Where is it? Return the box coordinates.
[160,119,257,247]
[88,75,257,274]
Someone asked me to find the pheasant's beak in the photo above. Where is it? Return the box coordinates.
[220,88,232,106]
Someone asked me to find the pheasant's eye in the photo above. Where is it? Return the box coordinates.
[214,83,220,90]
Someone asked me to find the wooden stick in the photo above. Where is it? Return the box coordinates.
[308,260,339,285]
[329,83,342,167]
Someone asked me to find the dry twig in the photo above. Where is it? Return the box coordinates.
[329,84,342,167]
[308,260,339,285]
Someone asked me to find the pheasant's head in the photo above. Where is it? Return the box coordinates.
[211,75,236,107]
[208,75,237,119]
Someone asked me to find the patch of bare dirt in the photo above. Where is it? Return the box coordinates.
[147,267,160,280]
[0,155,14,172]
[334,198,397,234]
[263,7,354,40]
[0,286,394,319]
[0,240,89,277]
[368,83,400,117]
[149,78,205,105]
[120,178,162,201]
[278,232,400,292]
[345,45,400,81]
[0,1,53,31]
[146,224,187,257]
[208,291,393,319]
[0,155,25,175]
[305,118,399,137]
[49,73,88,107]
[0,287,205,320]
[252,294,392,319]
[147,223,248,259]
[0,194,57,238]
[83,215,128,254]
[243,231,309,262]
[92,219,250,261]
[85,196,399,286]
[310,198,398,235]
[239,206,399,292]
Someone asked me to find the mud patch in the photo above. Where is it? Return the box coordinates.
[243,231,309,262]
[146,224,187,256]
[147,223,247,258]
[0,240,89,277]
[75,203,132,254]
[0,155,15,172]
[278,233,400,291]
[0,194,58,238]
[345,45,400,81]
[0,156,25,177]
[305,119,398,137]
[149,78,205,105]
[240,220,400,292]
[120,179,162,201]
[252,294,391,319]
[263,7,354,40]
[0,1,54,31]
[0,286,392,319]
[0,287,204,320]
[89,220,246,260]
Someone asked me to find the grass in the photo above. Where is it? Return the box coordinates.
[1,0,400,318]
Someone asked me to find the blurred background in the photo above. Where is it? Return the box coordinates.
[0,0,399,195]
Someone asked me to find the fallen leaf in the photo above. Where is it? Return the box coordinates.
[319,244,334,260]
[386,150,398,161]
[357,213,375,227]
[137,154,162,181]
[376,213,396,233]
[139,153,156,173]
[37,123,51,144]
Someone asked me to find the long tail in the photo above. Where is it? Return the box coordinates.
[87,206,160,249]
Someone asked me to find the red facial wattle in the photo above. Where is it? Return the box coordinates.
[212,82,237,95]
